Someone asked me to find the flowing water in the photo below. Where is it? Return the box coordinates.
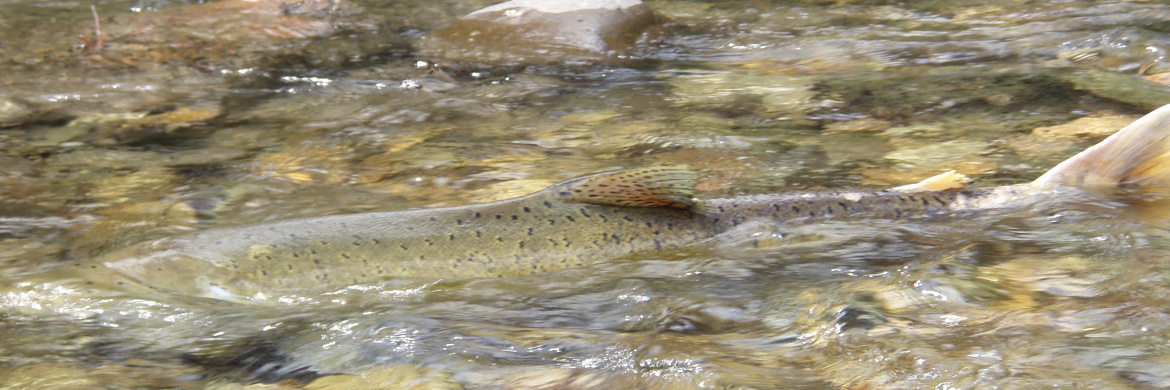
[3,0,1170,388]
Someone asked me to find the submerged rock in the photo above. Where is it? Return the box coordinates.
[1030,115,1141,141]
[1062,70,1170,111]
[81,0,346,69]
[418,0,657,65]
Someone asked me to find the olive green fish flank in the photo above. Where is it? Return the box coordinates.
[92,104,1170,301]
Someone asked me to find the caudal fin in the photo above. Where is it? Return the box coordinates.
[1033,104,1170,189]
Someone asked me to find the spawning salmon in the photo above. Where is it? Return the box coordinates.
[76,104,1170,301]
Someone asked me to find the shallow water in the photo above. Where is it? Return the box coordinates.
[3,0,1170,388]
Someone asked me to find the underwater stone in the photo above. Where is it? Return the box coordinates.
[1062,70,1170,111]
[418,0,656,65]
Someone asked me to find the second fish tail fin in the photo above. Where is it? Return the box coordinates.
[1032,104,1170,189]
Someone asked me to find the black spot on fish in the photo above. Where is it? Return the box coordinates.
[310,249,318,255]
[448,234,455,241]
[646,222,653,228]
[287,264,293,271]
[920,197,929,206]
[496,237,504,242]
[809,211,815,218]
[544,201,553,208]
[262,270,268,276]
[895,209,903,218]
[623,216,634,222]
[320,240,327,245]
[772,204,780,211]
[400,244,408,251]
[495,214,502,219]
[547,219,556,226]
[292,253,299,258]
[523,207,532,213]
[425,239,434,246]
[341,253,350,259]
[474,212,482,218]
[265,255,272,261]
[372,239,380,244]
[429,216,437,222]
[527,227,534,236]
[314,259,321,266]
[475,230,482,238]
[352,241,361,246]
[565,215,576,222]
[838,202,849,211]
[511,215,518,220]
[579,209,591,218]
[791,205,800,213]
[456,219,463,225]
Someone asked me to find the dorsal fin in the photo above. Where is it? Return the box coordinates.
[1033,104,1170,188]
[551,167,698,209]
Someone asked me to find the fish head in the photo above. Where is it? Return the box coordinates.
[100,239,261,301]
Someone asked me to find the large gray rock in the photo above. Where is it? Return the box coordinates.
[418,0,656,65]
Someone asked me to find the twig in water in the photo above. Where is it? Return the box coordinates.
[89,4,104,52]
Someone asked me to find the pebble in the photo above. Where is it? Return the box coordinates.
[418,0,657,64]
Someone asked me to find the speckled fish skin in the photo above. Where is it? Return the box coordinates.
[96,181,1008,300]
[94,103,1170,300]
[104,190,710,297]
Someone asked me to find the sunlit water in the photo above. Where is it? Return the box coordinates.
[3,0,1170,388]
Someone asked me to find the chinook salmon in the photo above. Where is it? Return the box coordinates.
[75,104,1170,300]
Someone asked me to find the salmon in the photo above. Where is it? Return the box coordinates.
[81,104,1170,301]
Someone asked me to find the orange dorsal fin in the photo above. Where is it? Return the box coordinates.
[551,167,698,209]
[1034,104,1170,189]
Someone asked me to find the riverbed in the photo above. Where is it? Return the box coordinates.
[3,0,1170,388]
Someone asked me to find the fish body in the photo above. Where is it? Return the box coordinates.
[93,104,1170,300]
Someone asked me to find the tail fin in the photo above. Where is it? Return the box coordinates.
[1033,104,1170,189]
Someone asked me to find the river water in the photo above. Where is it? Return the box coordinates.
[3,0,1170,388]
